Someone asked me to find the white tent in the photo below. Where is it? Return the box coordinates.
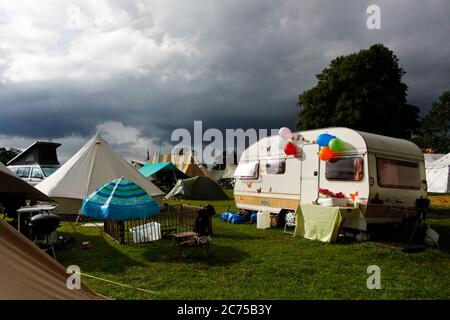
[424,153,445,165]
[221,164,237,179]
[36,134,165,215]
[426,153,450,193]
[209,164,237,181]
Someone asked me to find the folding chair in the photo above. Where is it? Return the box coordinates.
[283,211,296,234]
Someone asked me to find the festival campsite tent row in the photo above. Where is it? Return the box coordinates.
[149,149,217,180]
[36,134,165,216]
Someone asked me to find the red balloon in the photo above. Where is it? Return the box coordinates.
[284,141,298,155]
[319,146,334,161]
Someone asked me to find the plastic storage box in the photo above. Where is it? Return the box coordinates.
[130,222,162,244]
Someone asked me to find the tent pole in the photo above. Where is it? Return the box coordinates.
[172,169,177,183]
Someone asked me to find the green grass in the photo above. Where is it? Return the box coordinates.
[56,190,450,300]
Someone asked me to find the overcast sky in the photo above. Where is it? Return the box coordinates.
[0,0,449,162]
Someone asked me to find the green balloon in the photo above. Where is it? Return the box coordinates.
[328,138,344,152]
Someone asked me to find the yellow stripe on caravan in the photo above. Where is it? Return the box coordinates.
[235,195,300,211]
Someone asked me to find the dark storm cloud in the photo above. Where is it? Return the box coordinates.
[0,0,449,158]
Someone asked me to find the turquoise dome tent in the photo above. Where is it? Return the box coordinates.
[82,177,160,221]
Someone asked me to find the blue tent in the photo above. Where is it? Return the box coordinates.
[139,162,187,178]
[82,177,160,221]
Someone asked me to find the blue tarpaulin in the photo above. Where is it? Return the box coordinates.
[220,212,249,224]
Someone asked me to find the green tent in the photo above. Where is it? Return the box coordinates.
[165,176,228,200]
[138,162,188,193]
[138,162,187,179]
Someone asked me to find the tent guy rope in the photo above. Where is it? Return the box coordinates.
[80,272,160,295]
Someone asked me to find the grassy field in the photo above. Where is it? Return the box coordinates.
[56,190,450,300]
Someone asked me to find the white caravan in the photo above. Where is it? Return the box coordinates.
[234,127,427,225]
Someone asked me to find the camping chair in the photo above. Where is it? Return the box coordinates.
[284,211,296,234]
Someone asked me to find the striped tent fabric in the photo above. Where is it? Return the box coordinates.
[82,177,160,220]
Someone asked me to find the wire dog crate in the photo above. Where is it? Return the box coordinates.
[103,204,202,244]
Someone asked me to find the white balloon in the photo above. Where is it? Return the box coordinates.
[279,127,293,140]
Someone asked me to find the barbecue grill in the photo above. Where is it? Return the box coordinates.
[29,213,60,234]
[28,213,60,258]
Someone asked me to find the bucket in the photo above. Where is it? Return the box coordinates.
[256,211,271,229]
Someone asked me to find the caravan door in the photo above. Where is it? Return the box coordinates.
[300,144,319,204]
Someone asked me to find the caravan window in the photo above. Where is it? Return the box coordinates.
[266,160,286,175]
[377,158,420,189]
[234,161,259,180]
[326,157,363,181]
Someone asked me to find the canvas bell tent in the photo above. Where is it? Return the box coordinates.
[130,160,144,170]
[0,162,53,217]
[172,153,215,180]
[426,153,450,193]
[166,176,228,200]
[0,219,103,300]
[36,134,164,216]
[183,162,216,180]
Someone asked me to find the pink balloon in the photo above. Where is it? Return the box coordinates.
[279,127,293,140]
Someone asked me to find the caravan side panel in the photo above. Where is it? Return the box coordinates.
[234,155,301,213]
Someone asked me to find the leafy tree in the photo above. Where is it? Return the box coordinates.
[0,147,21,165]
[296,44,419,139]
[413,91,450,153]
